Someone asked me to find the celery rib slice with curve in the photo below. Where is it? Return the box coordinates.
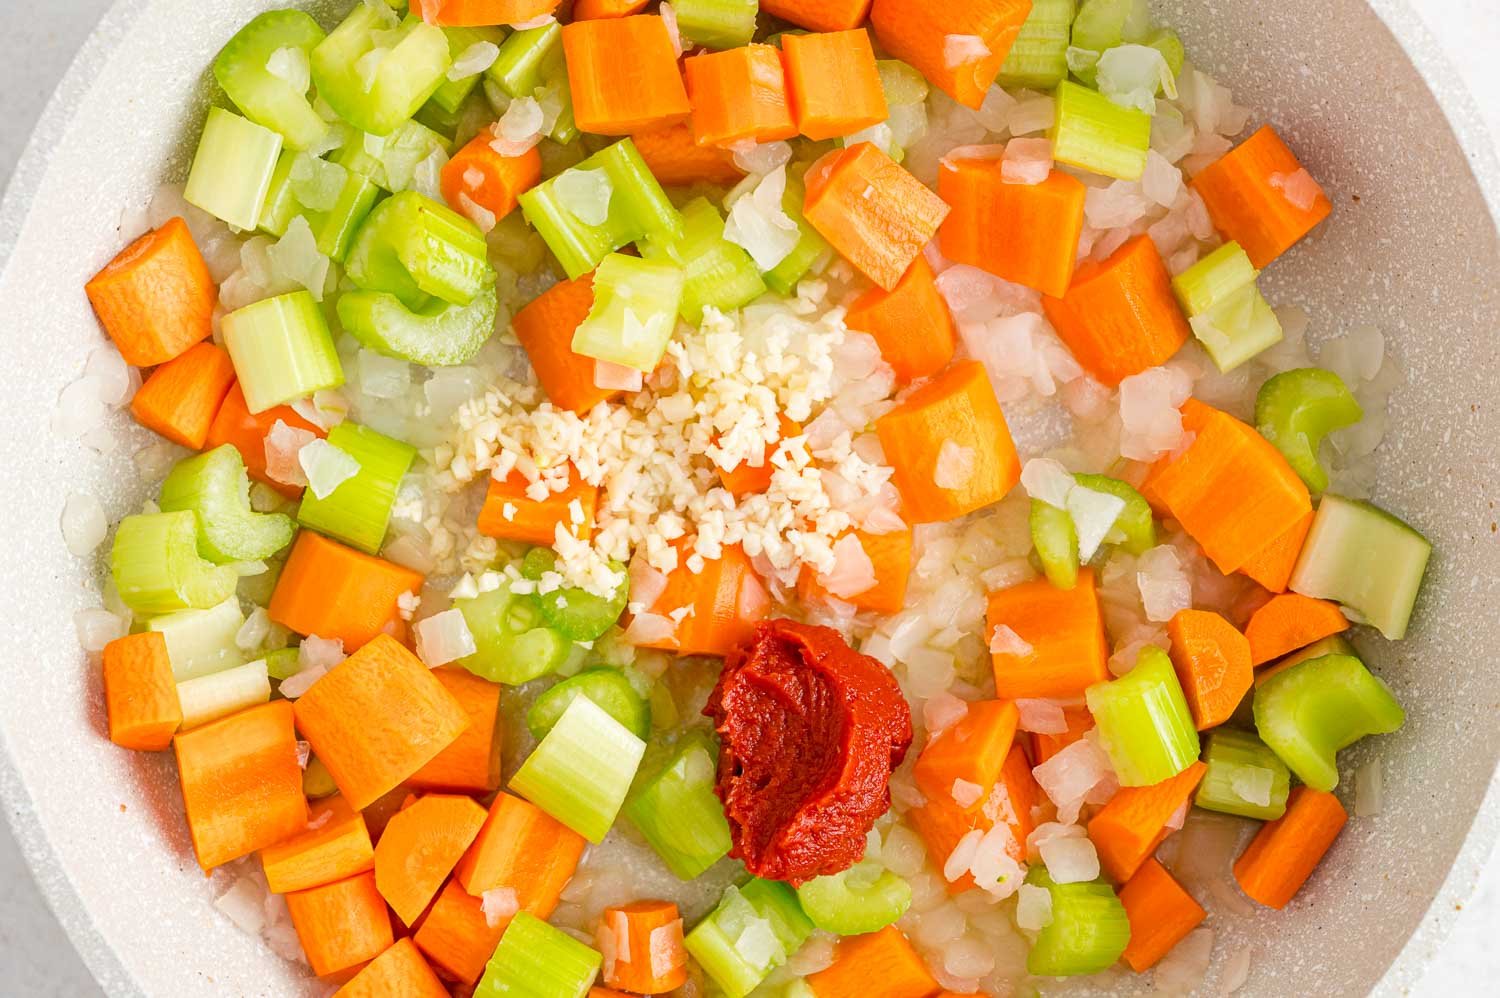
[337,284,496,367]
[110,511,239,615]
[624,729,733,880]
[159,444,295,564]
[345,190,493,310]
[213,9,329,151]
[1289,494,1431,640]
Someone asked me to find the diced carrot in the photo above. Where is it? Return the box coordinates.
[1237,508,1314,593]
[293,634,470,810]
[206,382,325,498]
[286,870,394,980]
[412,878,507,985]
[808,925,939,998]
[476,467,598,545]
[591,990,637,998]
[418,0,559,26]
[1165,609,1253,731]
[1142,399,1312,575]
[408,668,502,795]
[441,135,542,225]
[101,631,181,751]
[1118,858,1206,972]
[908,743,1036,895]
[600,901,688,993]
[630,122,745,187]
[717,414,800,498]
[174,700,307,871]
[782,30,889,141]
[375,794,488,927]
[912,700,1019,811]
[906,795,980,893]
[562,16,692,135]
[1029,706,1093,765]
[874,361,1020,523]
[1233,786,1347,909]
[869,0,1032,109]
[574,0,650,18]
[999,742,1043,850]
[261,796,376,895]
[803,142,950,291]
[510,273,620,415]
[455,792,587,912]
[798,526,914,615]
[129,342,237,450]
[1190,125,1333,269]
[987,569,1110,699]
[85,217,216,366]
[845,256,957,384]
[1087,761,1206,884]
[939,160,1086,299]
[637,542,772,657]
[761,0,872,31]
[335,938,449,998]
[685,45,797,148]
[1042,234,1192,386]
[269,531,425,651]
[1244,592,1350,666]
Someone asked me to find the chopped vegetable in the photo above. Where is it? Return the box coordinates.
[296,422,416,555]
[632,121,746,186]
[129,341,236,450]
[145,597,246,680]
[635,542,770,656]
[175,659,272,729]
[269,531,424,650]
[1191,124,1332,268]
[638,197,765,323]
[285,871,394,978]
[260,795,375,894]
[85,217,215,366]
[426,0,561,27]
[475,911,602,998]
[527,668,650,741]
[477,467,598,545]
[1118,858,1205,972]
[346,190,493,309]
[687,880,816,998]
[685,45,798,148]
[1255,367,1364,493]
[798,526,914,615]
[1050,79,1151,181]
[1289,494,1431,639]
[674,0,759,50]
[1172,241,1283,372]
[159,444,296,563]
[374,793,487,926]
[440,135,542,222]
[184,107,284,229]
[311,8,452,137]
[510,273,619,413]
[798,865,913,936]
[1237,507,1314,594]
[110,511,239,614]
[1245,592,1350,666]
[912,699,1019,810]
[453,580,570,684]
[511,693,647,842]
[412,879,510,985]
[1165,608,1253,730]
[997,0,1076,89]
[205,382,324,498]
[869,0,1033,108]
[1085,646,1200,786]
[1195,727,1292,820]
[1073,474,1155,554]
[335,938,449,998]
[782,29,890,141]
[456,791,587,909]
[940,159,1087,299]
[213,10,329,151]
[988,569,1110,699]
[1086,760,1206,882]
[408,668,503,794]
[761,0,872,32]
[623,730,734,880]
[1024,866,1131,976]
[561,15,691,135]
[221,290,345,414]
[844,256,956,383]
[1233,786,1347,909]
[599,900,688,993]
[521,548,629,640]
[101,632,181,751]
[1030,498,1080,589]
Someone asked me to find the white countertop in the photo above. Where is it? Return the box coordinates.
[2,1,1498,994]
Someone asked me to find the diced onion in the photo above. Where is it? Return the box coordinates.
[481,886,519,928]
[1015,699,1068,735]
[1015,883,1053,931]
[297,438,361,500]
[61,493,108,557]
[1038,834,1099,884]
[414,608,478,667]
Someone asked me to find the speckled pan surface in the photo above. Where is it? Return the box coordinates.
[1,0,1497,995]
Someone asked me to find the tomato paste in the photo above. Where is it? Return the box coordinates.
[704,619,913,884]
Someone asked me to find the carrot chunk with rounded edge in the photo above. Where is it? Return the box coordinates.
[939,160,1086,299]
[845,256,957,384]
[206,382,325,498]
[799,526,914,615]
[804,143,950,291]
[417,0,559,26]
[413,878,508,985]
[287,871,394,980]
[717,414,800,498]
[293,634,470,810]
[456,792,587,914]
[1238,508,1314,593]
[511,273,620,415]
[408,668,502,795]
[562,16,692,135]
[1166,609,1253,731]
[441,137,542,225]
[909,743,1037,895]
[375,794,488,927]
[335,938,449,998]
[1191,125,1333,269]
[782,30,889,141]
[630,122,745,187]
[635,542,771,656]
[1042,235,1192,386]
[912,700,1019,810]
[987,569,1109,699]
[574,0,650,17]
[174,700,307,871]
[685,46,797,149]
[761,0,872,31]
[269,531,425,651]
[476,467,598,545]
[1087,761,1207,884]
[1244,592,1350,666]
[1233,786,1347,909]
[808,925,939,998]
[600,901,688,993]
[870,0,1033,109]
[129,342,237,449]
[1118,859,1206,972]
[875,361,1020,523]
[102,632,181,751]
[261,796,375,895]
[85,217,216,366]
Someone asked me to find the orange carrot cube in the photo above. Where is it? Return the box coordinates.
[455,792,587,910]
[334,938,449,998]
[911,699,1019,810]
[1087,761,1206,883]
[1166,609,1253,731]
[939,159,1087,299]
[413,878,508,985]
[635,542,771,657]
[408,668,502,795]
[1237,508,1314,593]
[511,273,621,415]
[261,796,375,895]
[685,45,797,148]
[269,531,425,652]
[782,30,889,141]
[375,794,488,927]
[987,569,1110,699]
[717,414,800,498]
[562,16,692,135]
[1244,592,1350,666]
[85,217,216,366]
[1191,125,1333,269]
[1233,786,1347,909]
[630,122,745,187]
[870,0,1032,108]
[206,382,325,498]
[286,870,394,980]
[129,342,237,449]
[761,0,872,31]
[808,925,938,998]
[441,136,542,226]
[573,0,650,17]
[101,631,181,751]
[1119,859,1206,972]
[476,467,598,545]
[845,256,957,384]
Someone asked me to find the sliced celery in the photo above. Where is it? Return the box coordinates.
[520,548,627,641]
[176,659,271,729]
[797,864,912,936]
[486,21,561,99]
[675,0,759,50]
[1030,499,1080,589]
[1071,0,1153,54]
[1254,369,1364,494]
[212,10,329,151]
[1144,28,1186,78]
[346,190,492,309]
[221,290,344,414]
[1085,646,1200,786]
[640,198,767,323]
[296,422,415,555]
[1190,283,1283,372]
[1254,653,1404,792]
[1073,474,1155,554]
[1024,867,1131,977]
[686,880,814,998]
[1171,242,1258,316]
[338,284,497,367]
[572,254,686,372]
[261,151,381,262]
[159,445,296,564]
[430,26,508,114]
[1271,634,1356,675]
[264,647,302,681]
[1194,728,1291,820]
[111,512,239,614]
[474,911,602,998]
[624,730,733,880]
[510,694,647,843]
[310,9,452,137]
[762,175,830,295]
[259,149,302,237]
[527,669,650,741]
[997,0,1076,89]
[455,582,570,684]
[184,107,284,230]
[1290,495,1431,640]
[146,596,246,681]
[331,120,453,193]
[1050,80,1151,181]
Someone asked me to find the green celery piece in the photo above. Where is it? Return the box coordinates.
[1050,79,1151,181]
[741,878,815,955]
[338,284,497,367]
[997,0,1076,89]
[1255,368,1364,494]
[111,512,239,615]
[296,422,416,555]
[1144,28,1186,78]
[487,21,562,99]
[1030,499,1080,589]
[1194,728,1292,820]
[796,864,912,936]
[264,647,302,681]
[430,25,508,114]
[510,694,647,843]
[159,445,296,564]
[624,730,733,880]
[1071,0,1153,52]
[762,174,830,295]
[259,149,301,237]
[1190,282,1284,372]
[1254,653,1404,791]
[310,9,452,137]
[146,597,246,681]
[520,547,628,641]
[1172,241,1258,316]
[1290,495,1431,640]
[184,107,284,230]
[539,53,578,145]
[474,911,602,998]
[1085,646,1200,786]
[674,0,759,50]
[415,92,467,138]
[1272,633,1356,673]
[572,253,686,372]
[1024,867,1131,977]
[302,755,339,798]
[686,879,814,998]
[526,668,651,742]
[455,582,570,684]
[212,10,329,151]
[1073,473,1155,554]
[177,659,272,729]
[876,60,929,107]
[639,197,766,323]
[221,290,344,414]
[332,120,454,193]
[262,151,382,262]
[345,190,493,309]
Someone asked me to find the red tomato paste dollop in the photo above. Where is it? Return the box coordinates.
[704,619,913,884]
